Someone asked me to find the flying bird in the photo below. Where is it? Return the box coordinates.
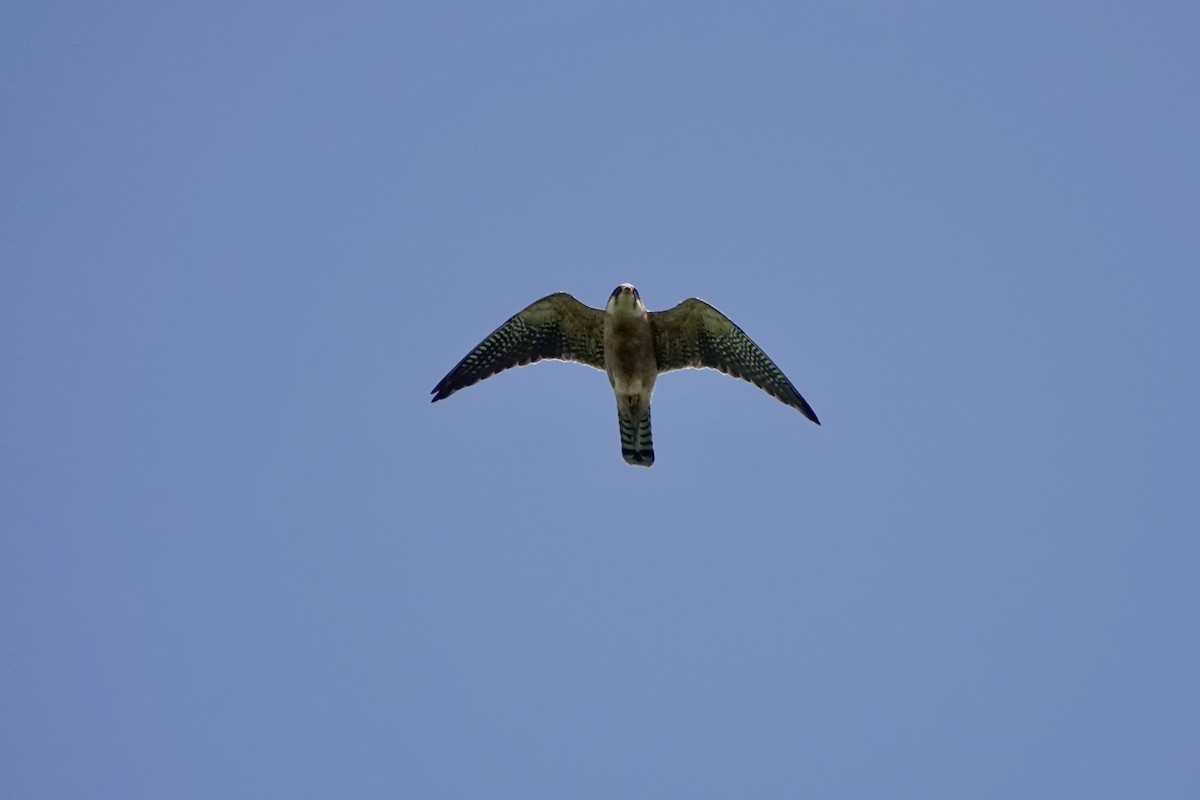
[431,284,819,467]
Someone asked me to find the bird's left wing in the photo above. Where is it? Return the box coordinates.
[650,298,820,424]
[431,292,605,402]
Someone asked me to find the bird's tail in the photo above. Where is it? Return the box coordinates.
[618,403,654,467]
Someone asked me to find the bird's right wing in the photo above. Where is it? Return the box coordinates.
[650,297,820,424]
[431,292,606,402]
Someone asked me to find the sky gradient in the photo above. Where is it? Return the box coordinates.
[3,2,1198,797]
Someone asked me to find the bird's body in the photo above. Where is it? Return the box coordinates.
[603,286,659,465]
[431,284,819,467]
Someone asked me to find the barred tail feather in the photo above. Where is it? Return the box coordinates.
[618,404,655,467]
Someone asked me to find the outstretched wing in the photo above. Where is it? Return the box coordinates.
[650,298,820,424]
[431,292,606,402]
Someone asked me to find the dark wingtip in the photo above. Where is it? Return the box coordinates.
[795,397,820,425]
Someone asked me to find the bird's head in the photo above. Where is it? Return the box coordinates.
[606,283,644,315]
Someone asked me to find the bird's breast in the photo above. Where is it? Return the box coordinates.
[604,313,657,395]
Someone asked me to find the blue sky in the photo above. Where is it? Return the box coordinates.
[3,2,1198,797]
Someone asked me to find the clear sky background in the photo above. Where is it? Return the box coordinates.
[3,2,1198,797]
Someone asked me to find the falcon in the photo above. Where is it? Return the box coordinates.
[431,284,820,467]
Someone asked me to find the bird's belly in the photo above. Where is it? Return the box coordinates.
[606,347,656,397]
[604,315,656,398]
[609,371,652,396]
